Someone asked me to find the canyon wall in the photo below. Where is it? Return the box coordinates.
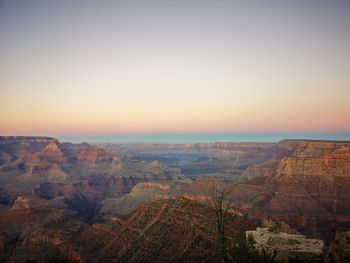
[186,140,350,241]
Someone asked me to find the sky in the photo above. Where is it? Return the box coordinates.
[1,0,350,136]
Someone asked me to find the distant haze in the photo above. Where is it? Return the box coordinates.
[56,132,350,144]
[1,0,350,135]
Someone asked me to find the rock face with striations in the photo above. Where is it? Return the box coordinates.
[260,141,350,240]
[1,136,350,261]
[0,197,255,263]
[0,137,185,220]
[185,140,350,241]
[73,197,255,263]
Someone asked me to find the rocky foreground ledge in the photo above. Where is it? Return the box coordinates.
[246,227,325,263]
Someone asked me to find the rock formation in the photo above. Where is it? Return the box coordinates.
[246,227,324,262]
[0,137,185,220]
[0,203,83,263]
[1,137,349,261]
[74,197,255,263]
[99,180,190,218]
[0,197,254,263]
[185,140,350,241]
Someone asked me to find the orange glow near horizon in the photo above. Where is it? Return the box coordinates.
[1,1,350,136]
[1,100,349,136]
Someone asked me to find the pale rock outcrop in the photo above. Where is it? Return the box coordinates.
[246,227,324,262]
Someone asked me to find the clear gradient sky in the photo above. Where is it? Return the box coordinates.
[1,0,350,136]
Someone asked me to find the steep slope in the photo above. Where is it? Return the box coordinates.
[74,196,255,263]
[0,199,83,263]
[0,197,254,263]
[258,142,350,240]
[185,140,350,241]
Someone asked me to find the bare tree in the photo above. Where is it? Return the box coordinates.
[211,188,230,247]
[211,184,273,263]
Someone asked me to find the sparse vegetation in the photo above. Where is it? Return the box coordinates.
[268,221,282,233]
[211,187,273,262]
[223,232,274,263]
[211,188,232,247]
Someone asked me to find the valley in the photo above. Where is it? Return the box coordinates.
[0,136,350,262]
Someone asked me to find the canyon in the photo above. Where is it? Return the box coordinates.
[0,136,349,262]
